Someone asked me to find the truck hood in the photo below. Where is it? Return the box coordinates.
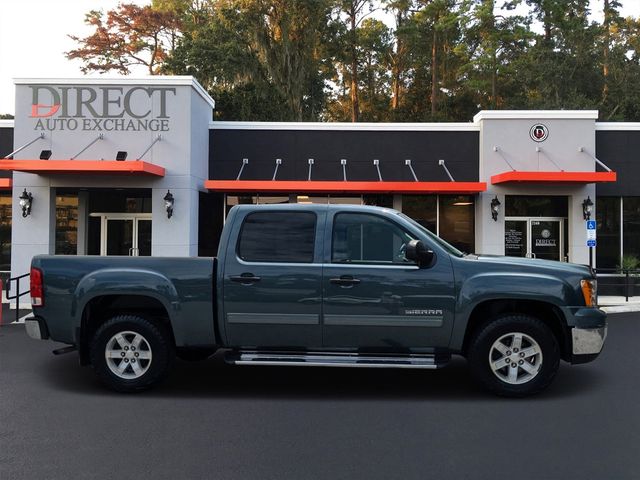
[470,254,593,278]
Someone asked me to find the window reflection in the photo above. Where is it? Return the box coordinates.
[439,195,475,254]
[0,193,11,271]
[596,197,620,269]
[55,195,79,255]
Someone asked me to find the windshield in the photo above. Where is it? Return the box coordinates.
[398,213,466,257]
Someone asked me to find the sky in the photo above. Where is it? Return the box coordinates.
[1,0,640,115]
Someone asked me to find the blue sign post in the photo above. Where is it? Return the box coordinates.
[586,221,597,268]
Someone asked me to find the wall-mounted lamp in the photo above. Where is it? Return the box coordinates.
[582,196,593,220]
[163,190,174,219]
[116,151,128,161]
[19,189,33,218]
[39,150,52,160]
[490,195,501,221]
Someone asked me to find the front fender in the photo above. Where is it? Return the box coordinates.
[450,272,573,350]
[73,268,182,340]
[458,272,572,312]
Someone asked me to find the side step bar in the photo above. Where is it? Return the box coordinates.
[225,351,450,369]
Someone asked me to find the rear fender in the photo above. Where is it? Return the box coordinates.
[74,268,183,342]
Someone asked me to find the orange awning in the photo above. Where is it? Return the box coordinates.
[491,171,616,185]
[0,160,165,177]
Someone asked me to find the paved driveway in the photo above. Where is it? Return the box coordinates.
[1,313,639,479]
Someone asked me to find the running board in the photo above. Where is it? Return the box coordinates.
[225,351,449,369]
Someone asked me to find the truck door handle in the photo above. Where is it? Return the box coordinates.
[230,274,262,284]
[330,276,361,287]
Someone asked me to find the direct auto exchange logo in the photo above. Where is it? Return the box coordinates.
[529,123,549,142]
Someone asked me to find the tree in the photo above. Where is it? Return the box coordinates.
[241,0,332,121]
[384,0,416,116]
[67,3,181,74]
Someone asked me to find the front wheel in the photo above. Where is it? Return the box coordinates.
[467,314,560,397]
[89,315,174,393]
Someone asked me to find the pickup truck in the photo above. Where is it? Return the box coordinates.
[25,204,607,397]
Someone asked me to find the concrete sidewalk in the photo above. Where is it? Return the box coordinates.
[599,296,640,314]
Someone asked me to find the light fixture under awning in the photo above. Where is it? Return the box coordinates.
[205,180,487,194]
[491,171,616,185]
[0,160,165,177]
[0,178,11,189]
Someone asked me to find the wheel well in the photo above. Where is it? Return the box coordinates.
[461,299,571,361]
[79,295,174,365]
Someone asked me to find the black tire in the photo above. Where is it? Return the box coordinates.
[89,315,174,393]
[467,314,560,397]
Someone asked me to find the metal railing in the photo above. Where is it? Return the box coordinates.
[5,273,30,324]
[594,268,640,302]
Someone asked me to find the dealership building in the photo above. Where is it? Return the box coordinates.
[0,76,637,291]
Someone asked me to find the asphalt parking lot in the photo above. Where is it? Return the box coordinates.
[1,313,639,480]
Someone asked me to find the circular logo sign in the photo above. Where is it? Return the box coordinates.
[530,124,549,142]
[541,229,551,239]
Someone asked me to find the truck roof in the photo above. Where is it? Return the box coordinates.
[230,203,399,215]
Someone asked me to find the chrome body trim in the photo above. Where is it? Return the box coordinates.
[324,315,443,327]
[572,326,607,355]
[231,352,445,369]
[226,313,320,325]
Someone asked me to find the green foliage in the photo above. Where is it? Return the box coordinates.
[67,0,640,122]
[619,255,640,272]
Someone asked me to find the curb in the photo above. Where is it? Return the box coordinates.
[602,305,640,314]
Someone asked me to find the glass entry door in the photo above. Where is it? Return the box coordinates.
[530,220,561,261]
[93,214,152,256]
[505,218,566,261]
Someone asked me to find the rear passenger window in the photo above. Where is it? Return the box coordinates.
[238,212,316,263]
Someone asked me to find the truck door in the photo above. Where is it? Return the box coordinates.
[222,209,324,348]
[322,211,455,350]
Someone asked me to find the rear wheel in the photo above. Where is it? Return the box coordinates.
[467,314,560,397]
[90,315,174,393]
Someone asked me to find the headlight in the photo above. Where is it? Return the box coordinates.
[581,279,597,307]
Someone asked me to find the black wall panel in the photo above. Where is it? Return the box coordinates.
[209,129,480,183]
[596,130,640,196]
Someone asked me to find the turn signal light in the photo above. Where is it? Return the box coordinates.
[30,267,44,307]
[581,279,597,307]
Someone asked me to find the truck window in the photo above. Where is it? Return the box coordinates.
[238,211,316,263]
[332,213,415,265]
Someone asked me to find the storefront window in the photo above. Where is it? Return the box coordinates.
[55,195,78,255]
[225,195,256,216]
[623,197,640,266]
[505,196,568,217]
[439,195,475,254]
[363,195,393,208]
[596,197,620,269]
[402,195,437,233]
[0,193,11,271]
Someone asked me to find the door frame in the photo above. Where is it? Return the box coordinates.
[89,213,152,256]
[505,216,567,261]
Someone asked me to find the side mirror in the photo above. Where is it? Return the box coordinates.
[405,240,435,268]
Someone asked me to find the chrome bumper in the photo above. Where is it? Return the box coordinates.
[572,325,607,355]
[25,318,44,340]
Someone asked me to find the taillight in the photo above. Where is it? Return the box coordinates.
[30,267,44,307]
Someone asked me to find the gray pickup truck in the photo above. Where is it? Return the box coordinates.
[26,204,607,396]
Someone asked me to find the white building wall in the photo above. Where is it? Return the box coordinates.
[474,111,599,265]
[9,77,214,298]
